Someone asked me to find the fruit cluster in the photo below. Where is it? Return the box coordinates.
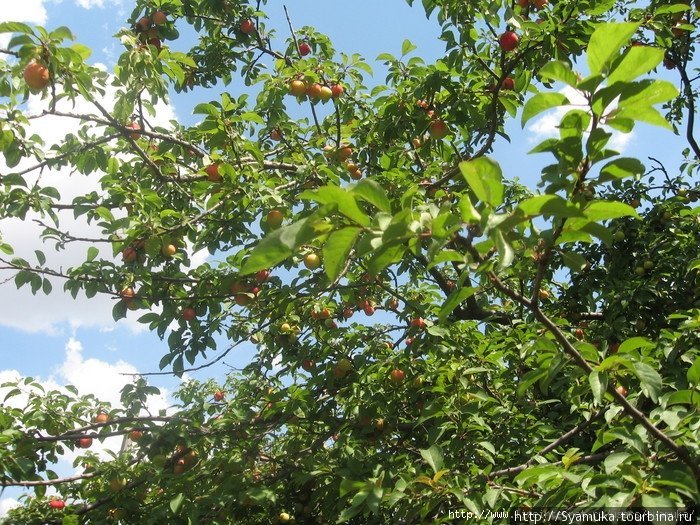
[134,10,168,51]
[288,79,344,102]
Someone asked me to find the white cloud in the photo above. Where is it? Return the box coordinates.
[0,337,170,416]
[57,337,170,411]
[75,0,104,7]
[189,246,210,268]
[45,0,124,9]
[0,498,20,518]
[0,0,47,25]
[0,0,48,52]
[0,369,22,389]
[270,353,283,372]
[609,130,634,152]
[73,0,124,9]
[526,86,634,154]
[527,108,567,139]
[527,87,587,140]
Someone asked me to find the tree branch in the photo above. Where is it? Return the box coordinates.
[488,411,604,478]
[676,60,700,159]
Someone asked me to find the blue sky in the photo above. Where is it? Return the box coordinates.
[0,0,694,516]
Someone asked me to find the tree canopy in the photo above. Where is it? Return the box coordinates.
[0,0,699,523]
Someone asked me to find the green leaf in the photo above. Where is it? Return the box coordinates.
[586,127,612,154]
[138,313,161,324]
[560,251,588,273]
[420,445,444,475]
[619,79,679,108]
[561,448,582,468]
[616,106,673,130]
[192,103,220,116]
[458,195,481,223]
[589,371,608,404]
[632,362,662,402]
[366,243,405,274]
[517,195,584,218]
[245,486,276,503]
[169,493,185,514]
[641,494,676,508]
[302,186,370,226]
[522,93,569,126]
[598,354,635,373]
[0,22,34,35]
[71,43,92,60]
[7,34,32,50]
[687,357,700,386]
[337,492,367,523]
[381,209,413,242]
[598,158,645,182]
[618,337,654,353]
[240,218,315,275]
[239,111,265,124]
[654,463,698,500]
[427,250,465,269]
[607,46,664,85]
[514,464,561,486]
[112,300,127,322]
[87,246,99,262]
[93,206,114,222]
[438,287,476,322]
[459,157,504,207]
[386,490,405,508]
[48,26,75,41]
[339,479,366,497]
[666,390,700,407]
[517,368,548,398]
[159,353,174,370]
[655,4,691,15]
[401,39,417,56]
[603,452,630,474]
[351,178,391,212]
[605,116,635,133]
[323,227,361,282]
[583,201,639,221]
[365,486,383,514]
[484,486,500,508]
[587,22,640,75]
[538,60,579,87]
[492,230,514,269]
[3,388,21,402]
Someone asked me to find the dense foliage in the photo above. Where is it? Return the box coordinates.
[1,0,699,523]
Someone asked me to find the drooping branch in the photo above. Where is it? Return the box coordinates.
[3,134,119,179]
[1,472,99,488]
[488,411,604,478]
[454,227,699,476]
[676,60,700,160]
[0,48,20,57]
[489,452,608,480]
[31,415,176,443]
[492,270,700,476]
